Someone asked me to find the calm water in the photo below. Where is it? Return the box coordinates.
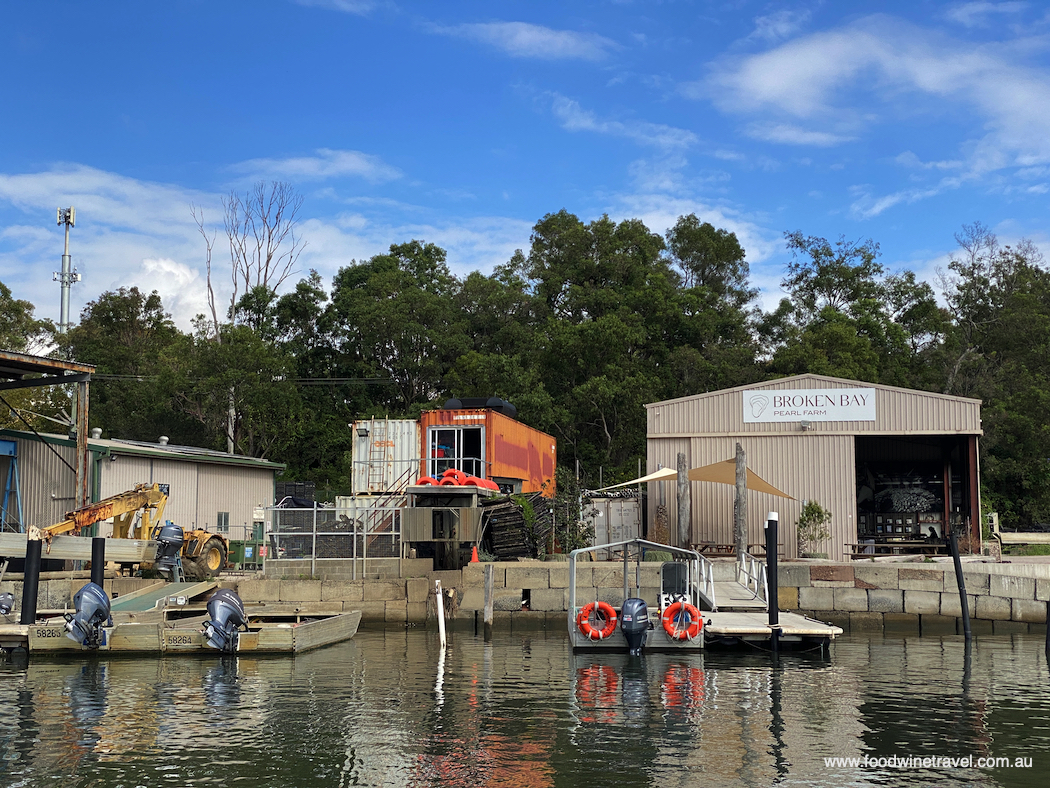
[1,625,1048,788]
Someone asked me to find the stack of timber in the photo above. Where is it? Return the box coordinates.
[482,493,553,560]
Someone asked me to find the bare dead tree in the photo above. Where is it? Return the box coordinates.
[191,182,305,454]
[222,181,306,325]
[191,205,222,339]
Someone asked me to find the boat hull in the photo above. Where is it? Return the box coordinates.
[7,610,362,655]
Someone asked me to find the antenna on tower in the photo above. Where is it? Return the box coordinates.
[53,207,81,333]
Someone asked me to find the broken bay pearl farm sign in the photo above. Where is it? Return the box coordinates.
[743,388,876,423]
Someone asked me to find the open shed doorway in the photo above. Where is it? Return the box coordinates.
[855,435,980,553]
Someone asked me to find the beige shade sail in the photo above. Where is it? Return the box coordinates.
[687,459,795,499]
[588,466,679,493]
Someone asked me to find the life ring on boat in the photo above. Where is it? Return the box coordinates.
[661,601,703,641]
[415,476,439,486]
[576,601,618,640]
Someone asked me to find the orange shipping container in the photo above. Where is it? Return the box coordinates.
[419,408,556,496]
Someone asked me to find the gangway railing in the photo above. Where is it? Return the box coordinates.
[692,552,717,611]
[737,552,768,607]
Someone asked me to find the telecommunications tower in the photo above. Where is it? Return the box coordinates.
[54,206,80,333]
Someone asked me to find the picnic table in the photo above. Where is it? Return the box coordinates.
[690,542,784,557]
[846,541,949,560]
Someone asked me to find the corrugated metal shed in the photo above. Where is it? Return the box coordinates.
[645,375,982,561]
[1,429,281,539]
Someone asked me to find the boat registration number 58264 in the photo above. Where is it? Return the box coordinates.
[34,628,64,638]
[166,634,195,645]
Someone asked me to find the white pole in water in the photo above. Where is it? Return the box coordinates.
[436,579,447,649]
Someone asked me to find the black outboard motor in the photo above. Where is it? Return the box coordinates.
[202,589,247,653]
[64,582,111,648]
[620,597,650,656]
[153,522,185,580]
[0,591,14,616]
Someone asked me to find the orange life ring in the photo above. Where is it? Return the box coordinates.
[661,601,703,641]
[576,601,618,640]
[441,468,468,482]
[415,476,439,486]
[437,477,460,486]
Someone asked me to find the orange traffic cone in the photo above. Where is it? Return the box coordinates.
[470,545,479,563]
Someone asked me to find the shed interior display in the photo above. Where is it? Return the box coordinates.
[854,435,978,547]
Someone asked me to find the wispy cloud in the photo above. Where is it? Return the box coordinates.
[0,164,536,329]
[746,9,811,43]
[294,0,376,15]
[943,2,1027,28]
[232,149,402,183]
[549,93,698,149]
[431,21,617,61]
[745,122,854,146]
[693,14,1050,181]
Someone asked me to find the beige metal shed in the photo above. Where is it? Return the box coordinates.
[645,374,982,561]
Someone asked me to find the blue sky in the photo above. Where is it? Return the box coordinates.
[3,1,1050,330]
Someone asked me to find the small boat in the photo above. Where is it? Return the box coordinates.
[1,581,361,656]
[569,539,712,653]
[569,538,842,653]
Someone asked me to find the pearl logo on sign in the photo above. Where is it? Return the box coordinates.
[742,388,876,423]
[749,395,769,419]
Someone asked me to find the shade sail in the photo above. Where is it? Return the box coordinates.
[687,459,795,500]
[588,466,679,493]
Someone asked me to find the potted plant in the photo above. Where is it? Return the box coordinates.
[796,500,832,558]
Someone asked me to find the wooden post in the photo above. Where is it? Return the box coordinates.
[75,380,90,509]
[676,453,690,548]
[435,579,447,649]
[735,443,747,558]
[483,564,494,641]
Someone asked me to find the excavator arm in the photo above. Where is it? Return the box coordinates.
[27,483,168,547]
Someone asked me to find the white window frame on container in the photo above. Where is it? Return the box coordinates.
[427,426,485,478]
[216,511,230,534]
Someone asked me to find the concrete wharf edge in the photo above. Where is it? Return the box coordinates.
[3,557,1047,636]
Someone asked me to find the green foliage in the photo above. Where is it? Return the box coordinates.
[643,550,673,562]
[22,210,1050,535]
[796,500,832,556]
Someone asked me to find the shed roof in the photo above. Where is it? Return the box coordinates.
[0,429,285,471]
[646,373,981,410]
[646,374,982,437]
[0,350,94,380]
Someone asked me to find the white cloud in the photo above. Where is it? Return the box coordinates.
[745,122,854,146]
[550,93,698,150]
[691,13,1050,210]
[746,9,812,43]
[894,151,965,170]
[943,2,1028,28]
[294,0,375,15]
[431,21,617,61]
[0,164,542,331]
[0,165,220,330]
[232,149,401,183]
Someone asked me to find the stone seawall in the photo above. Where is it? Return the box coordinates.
[780,560,1049,636]
[5,558,1047,633]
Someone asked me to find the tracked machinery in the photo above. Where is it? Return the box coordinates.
[27,483,229,580]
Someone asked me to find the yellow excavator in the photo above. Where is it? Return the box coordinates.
[27,483,229,580]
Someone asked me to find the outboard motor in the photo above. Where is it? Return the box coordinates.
[153,522,185,581]
[202,589,247,653]
[0,591,14,616]
[64,582,111,648]
[620,597,650,656]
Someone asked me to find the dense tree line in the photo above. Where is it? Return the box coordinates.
[4,191,1049,527]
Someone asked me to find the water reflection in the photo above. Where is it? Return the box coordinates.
[0,630,1047,787]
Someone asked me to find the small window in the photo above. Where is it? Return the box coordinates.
[216,512,230,534]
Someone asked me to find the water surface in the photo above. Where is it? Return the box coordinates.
[1,626,1047,787]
